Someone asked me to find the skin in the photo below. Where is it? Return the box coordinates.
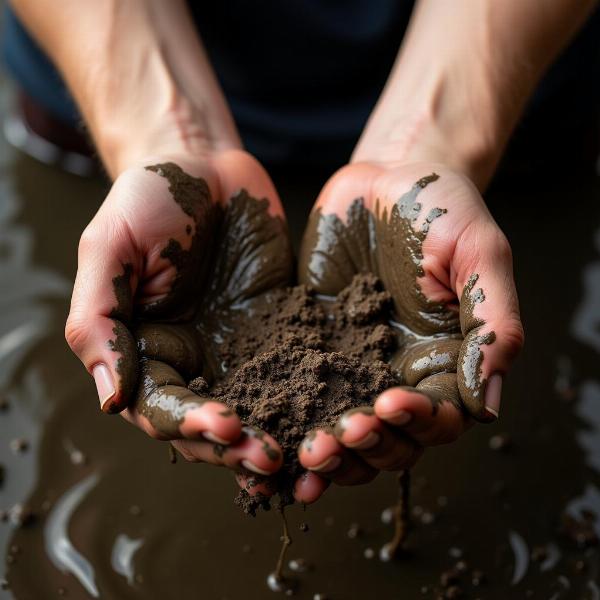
[11,0,595,502]
[295,163,522,499]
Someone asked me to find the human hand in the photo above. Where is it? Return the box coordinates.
[294,161,524,502]
[65,149,291,478]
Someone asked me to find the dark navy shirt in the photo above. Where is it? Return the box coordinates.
[2,1,413,166]
[2,3,599,169]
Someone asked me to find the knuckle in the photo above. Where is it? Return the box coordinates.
[64,313,90,356]
[490,229,513,263]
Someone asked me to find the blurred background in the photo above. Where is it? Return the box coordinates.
[0,2,600,599]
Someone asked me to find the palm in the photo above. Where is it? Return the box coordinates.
[118,153,293,437]
[298,161,474,415]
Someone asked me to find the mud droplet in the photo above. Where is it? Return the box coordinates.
[266,573,295,593]
[489,433,512,452]
[347,522,362,539]
[381,506,394,524]
[9,504,35,527]
[288,558,311,573]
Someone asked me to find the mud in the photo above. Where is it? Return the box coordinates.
[190,274,398,511]
[1,78,600,598]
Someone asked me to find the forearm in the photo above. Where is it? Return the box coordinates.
[353,0,597,189]
[10,0,241,177]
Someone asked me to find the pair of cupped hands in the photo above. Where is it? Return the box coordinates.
[66,149,523,505]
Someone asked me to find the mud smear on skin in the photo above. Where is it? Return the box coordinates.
[1,98,600,600]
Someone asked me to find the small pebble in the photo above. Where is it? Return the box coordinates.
[10,438,29,454]
[363,547,375,559]
[299,522,309,533]
[313,594,328,600]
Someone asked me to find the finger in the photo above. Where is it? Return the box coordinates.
[66,226,138,414]
[375,378,471,446]
[391,338,461,386]
[135,322,202,379]
[297,165,376,295]
[210,150,293,302]
[125,359,242,443]
[293,471,330,504]
[454,227,524,421]
[334,407,423,471]
[171,426,283,475]
[298,429,377,486]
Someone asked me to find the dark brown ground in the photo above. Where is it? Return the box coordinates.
[189,274,400,512]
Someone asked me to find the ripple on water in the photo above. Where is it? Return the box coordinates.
[44,473,100,598]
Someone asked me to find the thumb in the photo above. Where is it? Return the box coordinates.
[65,220,139,414]
[454,226,524,422]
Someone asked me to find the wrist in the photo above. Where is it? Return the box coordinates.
[352,104,503,191]
[93,91,241,178]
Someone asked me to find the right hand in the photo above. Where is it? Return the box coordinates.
[65,149,290,478]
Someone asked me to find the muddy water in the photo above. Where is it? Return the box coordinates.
[1,92,600,599]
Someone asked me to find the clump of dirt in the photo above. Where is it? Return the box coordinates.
[189,273,400,514]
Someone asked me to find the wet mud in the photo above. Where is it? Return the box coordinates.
[1,77,600,599]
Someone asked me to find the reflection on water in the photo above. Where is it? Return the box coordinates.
[44,474,100,598]
[508,530,529,585]
[110,534,143,586]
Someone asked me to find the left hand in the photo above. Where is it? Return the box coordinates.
[293,161,524,503]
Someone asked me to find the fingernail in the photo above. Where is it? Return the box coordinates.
[485,374,503,419]
[309,455,342,473]
[381,409,412,426]
[204,431,231,445]
[93,363,115,411]
[345,431,381,450]
[241,459,271,476]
